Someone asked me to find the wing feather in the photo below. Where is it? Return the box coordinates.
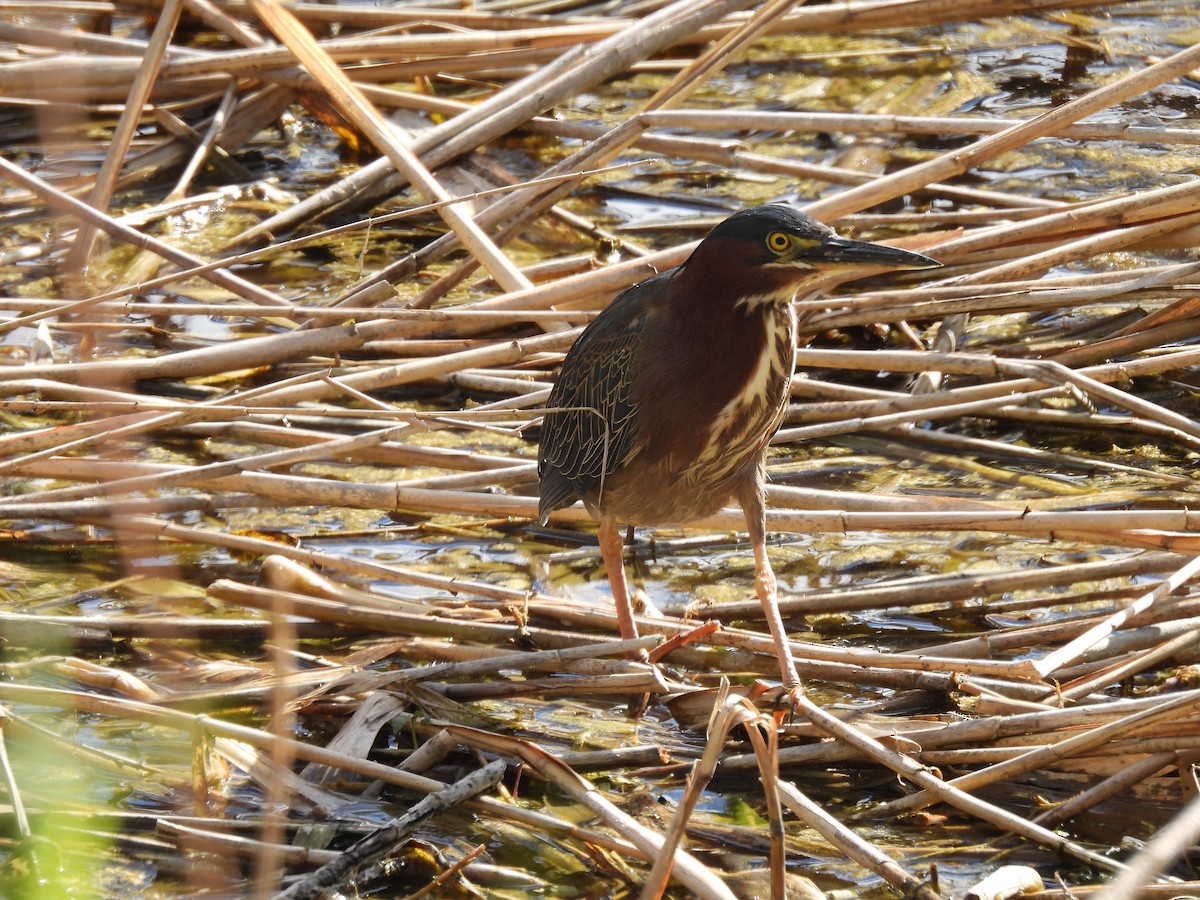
[537,273,668,520]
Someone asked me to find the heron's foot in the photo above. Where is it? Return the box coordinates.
[747,680,806,725]
[771,683,806,725]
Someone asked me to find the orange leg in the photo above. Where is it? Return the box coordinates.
[737,476,801,692]
[597,515,641,643]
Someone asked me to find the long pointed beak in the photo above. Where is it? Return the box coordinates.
[817,235,942,271]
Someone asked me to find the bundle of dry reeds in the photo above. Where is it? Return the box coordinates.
[2,1,1200,898]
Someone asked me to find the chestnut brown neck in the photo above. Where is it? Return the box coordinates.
[631,246,800,470]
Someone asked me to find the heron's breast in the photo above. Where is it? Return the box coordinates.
[688,304,796,482]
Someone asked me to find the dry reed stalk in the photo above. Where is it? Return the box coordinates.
[0,298,586,325]
[107,83,298,194]
[1049,625,1200,703]
[806,40,1200,222]
[262,5,598,30]
[0,682,657,862]
[63,0,185,270]
[920,611,1200,667]
[0,611,341,642]
[440,725,740,900]
[722,692,1200,772]
[951,210,1200,286]
[205,572,1036,686]
[378,121,661,310]
[157,820,337,870]
[371,636,662,686]
[780,344,1200,453]
[539,116,1053,212]
[796,267,1200,316]
[777,780,937,896]
[161,28,616,80]
[438,672,671,700]
[249,0,533,294]
[381,0,801,312]
[160,81,240,201]
[1030,751,1177,829]
[0,365,360,469]
[931,182,1200,263]
[864,428,1189,489]
[707,552,1180,618]
[792,694,1126,872]
[643,685,784,899]
[0,162,638,330]
[778,382,1089,446]
[182,420,533,473]
[1,322,366,382]
[0,718,32,858]
[235,329,580,408]
[273,759,506,900]
[4,710,157,779]
[1092,790,1200,899]
[106,514,562,609]
[642,108,1200,146]
[149,0,1118,41]
[236,0,759,244]
[1048,316,1200,368]
[746,0,1116,34]
[0,155,291,312]
[14,453,1200,554]
[0,26,612,101]
[4,420,428,505]
[1032,555,1200,677]
[867,690,1200,817]
[1032,885,1200,898]
[543,594,1045,679]
[805,282,1197,330]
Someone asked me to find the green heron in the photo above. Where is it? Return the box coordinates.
[538,205,940,693]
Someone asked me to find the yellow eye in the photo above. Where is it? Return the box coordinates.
[766,231,791,253]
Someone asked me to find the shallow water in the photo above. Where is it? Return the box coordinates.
[1,1,1199,897]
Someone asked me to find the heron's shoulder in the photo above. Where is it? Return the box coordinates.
[566,269,674,356]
